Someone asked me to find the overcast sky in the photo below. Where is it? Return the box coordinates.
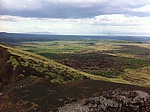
[0,0,150,35]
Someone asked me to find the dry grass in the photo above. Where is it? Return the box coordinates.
[119,67,150,87]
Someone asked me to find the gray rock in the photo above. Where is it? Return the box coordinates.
[58,89,150,112]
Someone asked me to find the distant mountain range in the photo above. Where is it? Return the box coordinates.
[0,32,150,43]
[26,31,57,35]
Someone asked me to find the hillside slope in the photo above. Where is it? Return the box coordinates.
[0,44,150,112]
[1,43,150,89]
[0,79,149,112]
[0,44,91,90]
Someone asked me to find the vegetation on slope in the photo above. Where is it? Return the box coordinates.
[0,44,91,90]
[13,40,150,87]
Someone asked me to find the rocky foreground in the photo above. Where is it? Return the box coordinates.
[58,89,150,112]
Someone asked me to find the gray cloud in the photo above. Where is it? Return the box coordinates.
[0,0,150,18]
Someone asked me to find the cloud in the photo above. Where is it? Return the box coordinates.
[0,0,150,35]
[1,14,149,26]
[132,5,150,12]
[0,14,150,35]
[92,14,150,26]
[0,0,42,11]
[0,0,150,18]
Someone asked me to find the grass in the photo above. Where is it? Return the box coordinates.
[1,39,150,87]
[119,67,150,87]
[15,40,150,58]
[7,56,19,70]
[1,44,113,84]
[1,44,89,84]
[16,41,91,54]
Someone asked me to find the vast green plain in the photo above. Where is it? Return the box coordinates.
[14,40,150,87]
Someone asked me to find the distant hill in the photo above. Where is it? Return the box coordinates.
[0,32,150,43]
[0,32,58,43]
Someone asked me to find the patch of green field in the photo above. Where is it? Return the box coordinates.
[16,41,95,54]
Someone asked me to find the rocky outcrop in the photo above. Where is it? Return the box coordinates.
[58,89,150,112]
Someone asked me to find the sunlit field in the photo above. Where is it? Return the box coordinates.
[14,40,150,87]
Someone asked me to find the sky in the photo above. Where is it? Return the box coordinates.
[0,0,150,36]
